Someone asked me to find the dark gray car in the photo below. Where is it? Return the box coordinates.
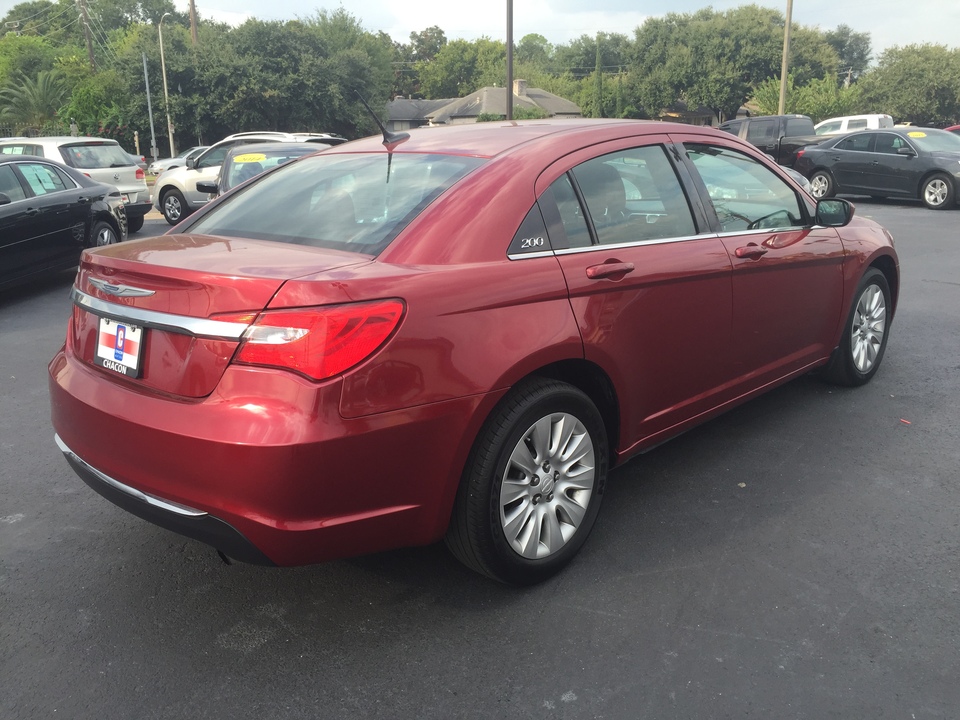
[794,127,960,210]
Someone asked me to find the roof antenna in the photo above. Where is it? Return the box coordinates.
[355,91,409,148]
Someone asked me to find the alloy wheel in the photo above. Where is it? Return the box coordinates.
[499,412,596,559]
[851,283,887,373]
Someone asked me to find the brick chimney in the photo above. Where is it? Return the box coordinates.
[513,79,528,97]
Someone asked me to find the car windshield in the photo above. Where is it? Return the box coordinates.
[59,142,131,169]
[905,129,960,153]
[188,152,486,256]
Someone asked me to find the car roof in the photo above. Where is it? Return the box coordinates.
[327,119,724,160]
[0,136,120,146]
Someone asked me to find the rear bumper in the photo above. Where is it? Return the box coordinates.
[49,348,491,566]
[124,200,153,218]
[55,434,274,565]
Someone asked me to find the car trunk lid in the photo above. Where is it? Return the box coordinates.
[70,234,372,398]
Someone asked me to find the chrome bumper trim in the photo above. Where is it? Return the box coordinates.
[54,434,207,518]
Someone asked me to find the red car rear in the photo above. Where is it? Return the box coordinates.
[49,120,899,584]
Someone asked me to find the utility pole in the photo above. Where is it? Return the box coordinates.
[777,0,793,115]
[505,0,513,120]
[159,13,176,157]
[76,0,96,71]
[142,52,159,164]
[189,0,198,46]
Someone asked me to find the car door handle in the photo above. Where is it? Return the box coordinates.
[735,243,768,259]
[78,196,89,204]
[586,261,635,280]
[25,207,39,216]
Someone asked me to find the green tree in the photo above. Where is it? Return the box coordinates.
[516,33,552,68]
[751,73,863,121]
[824,24,872,82]
[859,44,960,125]
[627,5,838,121]
[418,37,506,98]
[0,69,68,131]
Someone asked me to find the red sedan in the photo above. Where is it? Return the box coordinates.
[49,120,899,584]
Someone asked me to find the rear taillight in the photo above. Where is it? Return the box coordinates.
[231,299,404,380]
[136,168,145,180]
[796,149,805,160]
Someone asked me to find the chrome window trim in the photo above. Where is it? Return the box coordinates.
[507,249,556,261]
[72,288,249,340]
[552,232,718,256]
[55,434,207,517]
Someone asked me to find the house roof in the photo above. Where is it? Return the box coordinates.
[388,86,581,125]
[429,86,581,124]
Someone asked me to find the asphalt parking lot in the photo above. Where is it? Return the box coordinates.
[2,199,958,719]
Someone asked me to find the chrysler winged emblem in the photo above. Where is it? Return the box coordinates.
[88,278,155,297]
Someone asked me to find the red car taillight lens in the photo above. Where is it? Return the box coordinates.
[136,168,145,180]
[231,299,404,380]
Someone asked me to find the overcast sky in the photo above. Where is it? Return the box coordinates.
[180,0,955,61]
[1,0,955,61]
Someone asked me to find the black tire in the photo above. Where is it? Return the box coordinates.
[89,220,119,247]
[126,213,144,233]
[445,377,608,585]
[921,173,955,210]
[821,268,891,387]
[808,170,834,199]
[161,188,188,225]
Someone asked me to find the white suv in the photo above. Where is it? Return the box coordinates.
[0,136,152,232]
[152,131,345,225]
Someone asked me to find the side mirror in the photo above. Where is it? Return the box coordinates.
[196,180,218,194]
[896,146,916,156]
[0,192,10,206]
[815,198,855,227]
[186,157,197,169]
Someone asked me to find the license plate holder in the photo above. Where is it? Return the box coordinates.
[94,317,144,378]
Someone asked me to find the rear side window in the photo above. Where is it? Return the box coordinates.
[746,120,777,143]
[59,142,130,169]
[848,119,867,131]
[188,153,485,256]
[785,118,815,136]
[816,121,841,135]
[836,134,874,152]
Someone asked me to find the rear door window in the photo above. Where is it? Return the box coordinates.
[569,146,697,245]
[17,163,73,196]
[836,134,874,152]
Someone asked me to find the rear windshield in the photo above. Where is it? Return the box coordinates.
[188,152,486,256]
[59,142,131,169]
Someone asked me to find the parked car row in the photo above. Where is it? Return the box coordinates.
[48,118,899,585]
[0,136,151,231]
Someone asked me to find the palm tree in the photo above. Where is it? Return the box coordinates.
[0,71,68,131]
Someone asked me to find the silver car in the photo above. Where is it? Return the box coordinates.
[152,131,345,225]
[147,145,208,176]
[0,136,152,232]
